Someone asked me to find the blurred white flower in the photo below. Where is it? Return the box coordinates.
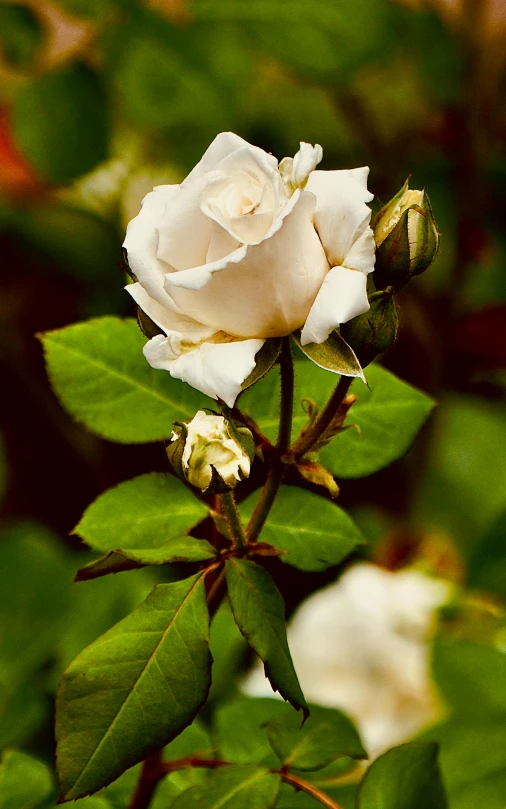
[243,562,451,757]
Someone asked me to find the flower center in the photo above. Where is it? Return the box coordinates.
[208,177,263,219]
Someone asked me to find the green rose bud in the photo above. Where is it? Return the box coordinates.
[340,291,398,368]
[373,179,440,291]
[167,410,254,493]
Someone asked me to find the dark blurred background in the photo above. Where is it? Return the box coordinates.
[1,0,506,804]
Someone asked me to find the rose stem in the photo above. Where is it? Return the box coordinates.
[286,375,353,462]
[127,749,163,809]
[279,771,345,809]
[247,336,294,543]
[158,758,345,809]
[219,490,248,553]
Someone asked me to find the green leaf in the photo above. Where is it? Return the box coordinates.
[208,600,249,705]
[74,473,207,553]
[0,6,41,67]
[265,704,366,771]
[357,742,448,809]
[242,338,282,392]
[240,363,433,478]
[111,8,223,132]
[40,317,210,444]
[214,696,289,766]
[320,365,435,479]
[56,573,212,800]
[13,64,108,184]
[101,721,213,809]
[75,539,217,582]
[412,396,506,549]
[0,751,53,809]
[291,331,365,382]
[225,559,307,716]
[432,639,506,720]
[240,486,365,572]
[171,766,281,809]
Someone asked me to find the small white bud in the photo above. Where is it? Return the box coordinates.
[181,411,251,492]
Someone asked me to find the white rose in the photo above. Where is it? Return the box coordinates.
[123,132,375,406]
[178,410,251,491]
[243,563,451,757]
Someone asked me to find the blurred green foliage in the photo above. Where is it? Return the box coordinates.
[1,0,506,806]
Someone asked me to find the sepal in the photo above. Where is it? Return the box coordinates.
[296,460,339,499]
[291,330,366,383]
[241,338,281,392]
[340,291,398,367]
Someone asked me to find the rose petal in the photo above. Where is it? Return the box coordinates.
[123,184,179,306]
[126,282,215,343]
[305,169,373,266]
[143,335,264,407]
[165,190,331,340]
[300,266,369,346]
[155,134,279,272]
[199,145,284,245]
[343,226,376,274]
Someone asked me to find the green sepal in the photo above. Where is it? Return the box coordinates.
[291,330,366,383]
[74,538,218,582]
[241,338,282,392]
[340,292,398,368]
[295,459,340,498]
[136,306,164,339]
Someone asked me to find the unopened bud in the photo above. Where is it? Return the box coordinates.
[373,179,440,291]
[167,411,253,493]
[341,292,398,368]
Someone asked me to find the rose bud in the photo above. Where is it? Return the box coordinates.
[373,179,440,291]
[167,410,254,493]
[340,291,398,368]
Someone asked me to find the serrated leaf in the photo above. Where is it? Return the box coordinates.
[242,338,282,391]
[240,486,365,572]
[241,362,433,478]
[358,742,448,809]
[56,573,212,800]
[0,750,53,809]
[319,365,435,479]
[214,696,289,766]
[171,766,281,809]
[75,539,217,582]
[225,559,307,716]
[291,330,365,381]
[265,704,366,771]
[40,317,210,444]
[74,473,207,553]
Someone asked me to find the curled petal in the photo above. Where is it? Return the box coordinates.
[300,266,370,346]
[143,336,265,407]
[164,190,330,339]
[153,133,261,273]
[291,142,323,187]
[123,185,179,306]
[126,282,215,344]
[305,169,373,267]
[343,226,376,274]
